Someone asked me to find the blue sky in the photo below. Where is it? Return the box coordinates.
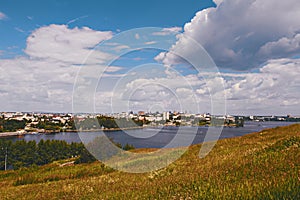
[0,0,300,115]
[0,0,215,57]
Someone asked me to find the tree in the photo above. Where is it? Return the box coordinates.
[74,147,96,164]
[123,143,135,151]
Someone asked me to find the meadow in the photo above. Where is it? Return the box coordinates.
[0,124,299,199]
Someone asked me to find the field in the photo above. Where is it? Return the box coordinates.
[0,124,299,199]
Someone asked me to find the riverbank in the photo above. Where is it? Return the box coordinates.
[0,123,242,138]
[0,126,145,138]
[0,130,61,138]
[0,132,25,137]
[74,126,145,132]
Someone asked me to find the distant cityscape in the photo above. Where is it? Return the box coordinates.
[0,111,300,137]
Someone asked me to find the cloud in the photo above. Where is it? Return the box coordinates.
[67,15,89,25]
[0,24,115,112]
[123,57,300,115]
[25,24,114,64]
[0,12,7,20]
[221,58,300,114]
[152,27,182,36]
[158,0,300,70]
[0,57,78,112]
[15,27,26,33]
[144,41,157,45]
[112,45,130,52]
[163,27,182,33]
[104,66,123,73]
[1,20,300,115]
[104,65,209,113]
[258,34,300,58]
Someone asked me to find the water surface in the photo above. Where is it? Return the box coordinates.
[2,121,297,148]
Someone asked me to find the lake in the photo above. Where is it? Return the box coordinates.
[1,121,297,148]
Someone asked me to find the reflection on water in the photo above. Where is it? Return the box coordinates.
[2,121,298,148]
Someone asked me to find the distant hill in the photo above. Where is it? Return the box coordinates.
[0,124,299,199]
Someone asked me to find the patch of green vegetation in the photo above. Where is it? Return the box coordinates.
[0,140,92,170]
[0,119,26,132]
[265,136,300,152]
[0,124,299,199]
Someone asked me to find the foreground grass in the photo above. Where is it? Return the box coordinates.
[0,124,299,199]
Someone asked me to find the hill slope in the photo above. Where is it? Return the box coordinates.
[0,124,299,199]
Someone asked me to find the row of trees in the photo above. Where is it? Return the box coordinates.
[0,138,135,170]
[31,120,69,132]
[76,116,146,130]
[0,140,87,170]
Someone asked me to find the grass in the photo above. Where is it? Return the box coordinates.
[0,124,299,199]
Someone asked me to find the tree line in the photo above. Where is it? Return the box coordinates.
[0,119,26,132]
[0,138,135,170]
[0,139,86,170]
[76,116,146,130]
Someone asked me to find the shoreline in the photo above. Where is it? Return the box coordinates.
[0,126,146,137]
[74,126,145,132]
[0,121,296,138]
[0,132,26,138]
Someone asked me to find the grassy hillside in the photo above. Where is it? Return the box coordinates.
[0,124,299,199]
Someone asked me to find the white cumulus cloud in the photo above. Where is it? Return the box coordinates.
[158,0,300,70]
[223,58,300,114]
[25,24,113,64]
[0,24,115,112]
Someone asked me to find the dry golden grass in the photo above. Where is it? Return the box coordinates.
[0,124,299,199]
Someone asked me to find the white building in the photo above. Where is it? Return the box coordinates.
[163,112,170,121]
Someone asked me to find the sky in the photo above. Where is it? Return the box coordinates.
[0,0,215,57]
[1,0,300,115]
